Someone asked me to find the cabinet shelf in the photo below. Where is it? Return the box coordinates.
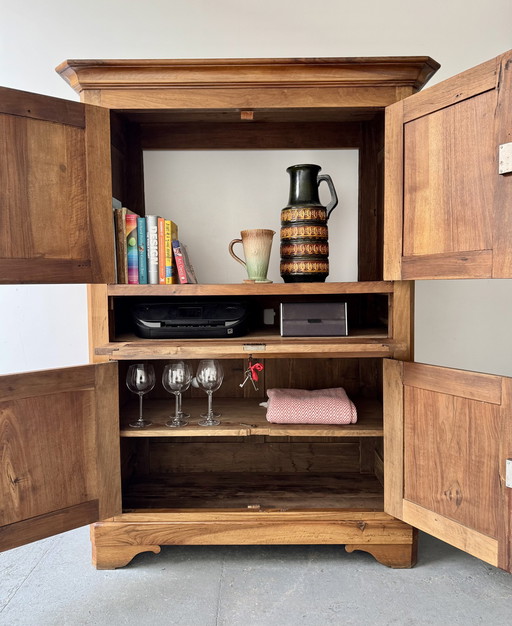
[98,330,395,360]
[107,281,395,297]
[120,397,383,437]
[122,472,384,510]
[105,282,393,358]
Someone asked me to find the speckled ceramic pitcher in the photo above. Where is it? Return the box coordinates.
[280,164,338,282]
[229,229,275,283]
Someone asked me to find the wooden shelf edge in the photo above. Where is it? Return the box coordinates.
[120,422,384,438]
[99,345,394,359]
[97,338,397,360]
[112,509,400,522]
[106,281,395,296]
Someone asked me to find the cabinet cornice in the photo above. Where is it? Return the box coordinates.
[56,57,440,95]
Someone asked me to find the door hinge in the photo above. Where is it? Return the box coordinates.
[499,143,512,175]
[506,459,512,488]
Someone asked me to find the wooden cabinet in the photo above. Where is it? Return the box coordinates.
[0,52,511,572]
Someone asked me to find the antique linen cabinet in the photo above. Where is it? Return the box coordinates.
[0,52,511,572]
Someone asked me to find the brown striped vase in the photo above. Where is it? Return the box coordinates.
[280,164,338,282]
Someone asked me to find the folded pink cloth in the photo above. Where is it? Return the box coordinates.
[266,387,357,424]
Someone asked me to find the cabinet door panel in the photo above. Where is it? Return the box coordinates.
[403,90,495,258]
[0,363,120,551]
[384,360,512,571]
[0,87,114,284]
[384,50,512,279]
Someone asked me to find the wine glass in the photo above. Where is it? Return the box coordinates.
[196,359,224,427]
[126,363,155,428]
[162,361,192,428]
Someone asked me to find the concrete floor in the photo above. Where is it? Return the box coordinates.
[1,527,511,626]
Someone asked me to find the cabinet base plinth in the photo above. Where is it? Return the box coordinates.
[90,511,416,569]
[346,529,418,568]
[92,543,161,570]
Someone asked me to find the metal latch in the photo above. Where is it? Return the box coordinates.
[507,459,512,488]
[499,143,512,175]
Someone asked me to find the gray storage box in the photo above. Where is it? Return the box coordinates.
[280,302,348,337]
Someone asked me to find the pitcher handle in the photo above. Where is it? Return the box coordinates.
[318,174,338,221]
[228,238,246,268]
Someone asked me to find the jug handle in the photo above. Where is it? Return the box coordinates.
[228,238,247,268]
[318,174,338,221]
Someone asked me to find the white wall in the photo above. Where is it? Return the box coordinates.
[1,0,511,375]
[143,150,359,284]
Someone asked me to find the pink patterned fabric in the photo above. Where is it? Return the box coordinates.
[266,388,357,424]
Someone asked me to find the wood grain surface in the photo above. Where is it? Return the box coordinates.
[0,363,120,549]
[146,440,363,474]
[122,472,384,510]
[106,281,395,296]
[403,362,502,404]
[399,361,511,570]
[404,386,501,538]
[385,50,512,281]
[90,508,415,568]
[0,87,114,284]
[403,91,496,258]
[383,100,404,280]
[383,359,404,519]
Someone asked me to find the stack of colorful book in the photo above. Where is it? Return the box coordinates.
[113,205,197,285]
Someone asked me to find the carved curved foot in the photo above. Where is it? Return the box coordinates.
[92,544,161,570]
[345,541,417,569]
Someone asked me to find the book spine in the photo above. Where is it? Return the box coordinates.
[111,198,122,281]
[126,213,139,285]
[146,215,159,285]
[114,207,128,284]
[181,244,198,284]
[158,217,166,285]
[172,239,188,284]
[164,220,173,284]
[170,221,179,284]
[137,217,148,284]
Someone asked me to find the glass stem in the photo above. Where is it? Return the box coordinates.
[138,393,144,423]
[177,392,182,416]
[174,392,180,419]
[207,390,213,418]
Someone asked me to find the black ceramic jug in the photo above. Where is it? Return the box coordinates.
[280,164,338,282]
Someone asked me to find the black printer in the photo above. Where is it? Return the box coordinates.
[132,301,249,339]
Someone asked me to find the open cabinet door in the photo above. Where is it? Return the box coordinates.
[384,360,512,572]
[384,50,512,280]
[0,362,120,551]
[0,87,114,283]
